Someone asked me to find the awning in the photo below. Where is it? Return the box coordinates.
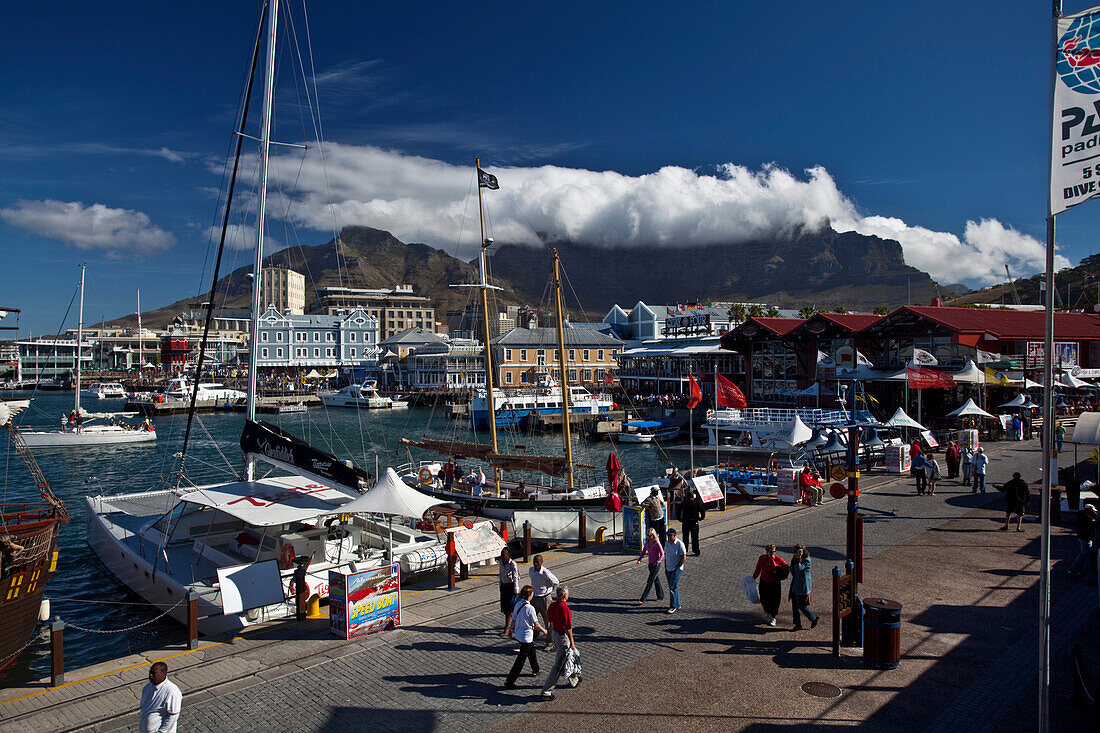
[947,398,996,419]
[180,476,351,527]
[793,382,837,397]
[835,365,908,381]
[884,408,927,431]
[949,360,985,384]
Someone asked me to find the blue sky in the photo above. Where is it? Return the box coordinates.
[0,1,1093,335]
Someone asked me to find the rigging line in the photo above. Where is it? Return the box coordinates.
[176,0,267,485]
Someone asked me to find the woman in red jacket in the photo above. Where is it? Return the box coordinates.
[753,544,789,626]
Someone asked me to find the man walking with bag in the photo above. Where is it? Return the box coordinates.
[642,487,666,543]
[541,585,579,698]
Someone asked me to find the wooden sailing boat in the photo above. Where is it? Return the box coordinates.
[399,169,609,517]
[0,399,68,671]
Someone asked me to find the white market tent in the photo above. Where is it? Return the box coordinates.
[794,382,837,397]
[765,415,814,448]
[949,360,985,384]
[884,407,928,431]
[947,398,996,419]
[999,394,1033,408]
[1009,378,1044,389]
[334,468,446,562]
[835,365,907,381]
[1060,372,1092,389]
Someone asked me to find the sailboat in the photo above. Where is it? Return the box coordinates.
[399,172,609,518]
[20,265,157,447]
[0,399,69,671]
[84,2,443,634]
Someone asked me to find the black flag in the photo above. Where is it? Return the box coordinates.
[478,167,499,190]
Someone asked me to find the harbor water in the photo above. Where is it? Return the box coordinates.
[0,390,676,686]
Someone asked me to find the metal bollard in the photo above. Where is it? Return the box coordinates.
[50,616,65,686]
[447,536,457,590]
[186,591,199,650]
[293,564,307,621]
[578,511,587,548]
[523,521,531,563]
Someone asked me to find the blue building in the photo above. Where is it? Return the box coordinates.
[254,307,380,368]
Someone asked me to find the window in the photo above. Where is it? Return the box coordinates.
[582,369,592,382]
[314,348,320,357]
[326,348,333,357]
[505,349,512,362]
[583,350,590,361]
[568,368,578,382]
[505,371,513,384]
[553,350,559,361]
[350,332,356,342]
[537,349,545,359]
[326,333,334,342]
[276,332,283,342]
[313,333,319,342]
[597,350,604,361]
[520,371,530,384]
[568,349,575,361]
[261,332,269,342]
[296,332,304,342]
[276,348,283,358]
[350,348,357,357]
[261,347,268,358]
[520,349,527,362]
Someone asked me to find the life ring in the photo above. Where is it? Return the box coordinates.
[418,467,433,485]
[280,544,296,569]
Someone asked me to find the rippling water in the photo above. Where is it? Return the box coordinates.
[0,391,671,685]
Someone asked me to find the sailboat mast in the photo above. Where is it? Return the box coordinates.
[137,290,142,371]
[244,0,279,481]
[75,264,85,414]
[550,249,574,490]
[475,157,502,494]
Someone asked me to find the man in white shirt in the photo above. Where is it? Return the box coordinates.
[503,585,547,689]
[528,554,559,651]
[140,662,182,733]
[663,528,687,614]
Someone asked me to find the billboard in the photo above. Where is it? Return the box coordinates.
[329,564,401,639]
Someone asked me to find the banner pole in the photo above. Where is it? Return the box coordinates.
[1041,3,1061,732]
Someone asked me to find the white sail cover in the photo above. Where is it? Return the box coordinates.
[884,407,927,430]
[950,361,985,384]
[0,400,30,426]
[947,398,995,419]
[333,467,443,520]
[181,475,352,527]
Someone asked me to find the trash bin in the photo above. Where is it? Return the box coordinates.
[863,597,902,669]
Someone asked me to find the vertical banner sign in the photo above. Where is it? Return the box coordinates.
[1052,7,1100,215]
[329,565,401,639]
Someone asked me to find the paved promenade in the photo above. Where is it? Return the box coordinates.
[1,438,1093,732]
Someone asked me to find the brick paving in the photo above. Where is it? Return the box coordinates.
[2,438,1089,732]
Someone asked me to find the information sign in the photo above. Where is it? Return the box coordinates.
[329,564,401,640]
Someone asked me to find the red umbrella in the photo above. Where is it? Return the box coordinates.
[606,452,621,494]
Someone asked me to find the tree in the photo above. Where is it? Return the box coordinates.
[872,305,889,315]
[727,303,747,324]
[766,306,781,317]
[747,303,765,317]
[833,306,849,314]
[797,304,818,319]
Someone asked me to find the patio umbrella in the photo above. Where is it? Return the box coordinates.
[947,398,995,419]
[334,468,445,564]
[884,407,928,431]
[606,452,621,495]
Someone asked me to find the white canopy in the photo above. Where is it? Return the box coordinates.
[1060,372,1092,389]
[181,475,351,527]
[999,394,1031,408]
[794,382,837,397]
[1072,412,1100,445]
[884,407,927,431]
[835,365,907,381]
[1009,378,1043,389]
[334,467,443,520]
[302,369,323,380]
[947,398,995,419]
[766,415,814,447]
[950,360,985,384]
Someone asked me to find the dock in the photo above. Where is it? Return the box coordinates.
[0,437,1088,733]
[125,394,321,416]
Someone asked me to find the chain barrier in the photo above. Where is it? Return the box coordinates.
[63,598,186,635]
[48,596,167,606]
[0,634,41,667]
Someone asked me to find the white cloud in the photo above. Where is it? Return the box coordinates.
[233,143,1055,285]
[0,199,176,256]
[203,223,279,251]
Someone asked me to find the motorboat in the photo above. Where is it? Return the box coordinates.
[81,382,127,400]
[616,420,681,443]
[320,380,393,409]
[701,407,860,449]
[163,376,245,402]
[470,381,614,430]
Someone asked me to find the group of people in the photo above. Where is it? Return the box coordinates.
[911,440,988,495]
[751,544,817,629]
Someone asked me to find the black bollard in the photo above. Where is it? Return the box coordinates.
[50,616,65,686]
[187,591,199,649]
[578,511,587,548]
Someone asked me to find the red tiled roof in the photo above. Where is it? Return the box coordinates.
[817,313,883,331]
[901,306,1100,340]
[748,317,805,336]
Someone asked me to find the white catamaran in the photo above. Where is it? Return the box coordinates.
[85,2,444,634]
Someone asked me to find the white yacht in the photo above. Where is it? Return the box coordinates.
[81,382,127,400]
[163,376,246,402]
[470,378,614,430]
[701,407,849,449]
[320,380,393,409]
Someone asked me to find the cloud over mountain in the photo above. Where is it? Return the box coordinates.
[0,199,176,256]
[245,143,1061,285]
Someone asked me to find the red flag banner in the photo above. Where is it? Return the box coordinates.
[906,367,957,390]
[687,374,702,409]
[603,370,615,386]
[716,373,747,408]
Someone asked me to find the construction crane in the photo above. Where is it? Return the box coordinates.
[1005,265,1023,306]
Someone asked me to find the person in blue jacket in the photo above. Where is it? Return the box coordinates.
[789,544,818,630]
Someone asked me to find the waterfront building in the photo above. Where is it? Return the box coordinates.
[406,338,485,390]
[616,336,744,398]
[15,338,93,382]
[313,285,436,340]
[492,326,622,387]
[260,267,305,315]
[254,306,380,368]
[378,327,448,386]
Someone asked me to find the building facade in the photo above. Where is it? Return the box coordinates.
[314,285,436,340]
[260,268,306,315]
[492,327,622,387]
[406,339,485,389]
[616,337,744,397]
[254,307,380,368]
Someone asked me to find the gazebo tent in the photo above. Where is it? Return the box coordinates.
[333,467,445,561]
[767,415,814,448]
[949,360,985,384]
[999,394,1031,408]
[947,398,996,419]
[884,407,928,431]
[1060,372,1092,389]
[794,382,837,397]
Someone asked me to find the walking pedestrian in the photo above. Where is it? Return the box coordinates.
[961,446,974,485]
[540,585,579,698]
[664,528,686,613]
[789,544,819,631]
[753,544,789,626]
[139,662,182,733]
[635,528,665,605]
[945,441,961,479]
[972,447,989,494]
[498,548,520,634]
[443,458,455,491]
[926,455,941,496]
[999,472,1031,532]
[1056,421,1066,452]
[642,487,667,542]
[677,487,706,555]
[503,585,545,689]
[1069,504,1098,576]
[912,454,928,495]
[528,554,559,651]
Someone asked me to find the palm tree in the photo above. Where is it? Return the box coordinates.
[727,303,747,325]
[765,306,780,317]
[747,303,765,317]
[872,305,889,315]
[797,304,818,319]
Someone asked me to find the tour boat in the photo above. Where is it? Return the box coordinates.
[616,420,681,444]
[162,376,245,403]
[470,379,614,430]
[85,8,444,634]
[0,399,69,671]
[320,380,393,409]
[80,382,127,400]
